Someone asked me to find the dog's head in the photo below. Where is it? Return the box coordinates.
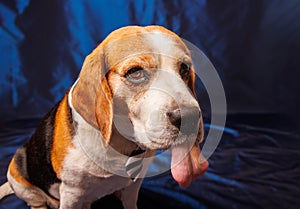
[72,26,203,150]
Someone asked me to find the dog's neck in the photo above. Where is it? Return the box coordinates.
[71,106,143,157]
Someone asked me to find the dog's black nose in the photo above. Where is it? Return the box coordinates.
[167,109,181,129]
[167,107,201,134]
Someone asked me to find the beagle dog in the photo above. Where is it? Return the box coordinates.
[0,25,209,209]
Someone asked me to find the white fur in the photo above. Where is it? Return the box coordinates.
[144,31,175,57]
[0,182,14,199]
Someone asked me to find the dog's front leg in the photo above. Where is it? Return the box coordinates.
[59,183,90,209]
[117,179,143,209]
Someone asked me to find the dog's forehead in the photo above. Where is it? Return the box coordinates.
[143,31,187,57]
[104,30,189,70]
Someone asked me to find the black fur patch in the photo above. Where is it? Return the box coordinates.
[14,101,64,194]
[13,147,29,179]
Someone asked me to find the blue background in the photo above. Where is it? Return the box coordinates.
[0,1,300,209]
[1,0,299,122]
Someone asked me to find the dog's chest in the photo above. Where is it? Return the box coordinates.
[53,132,134,199]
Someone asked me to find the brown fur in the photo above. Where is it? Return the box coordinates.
[51,93,75,178]
[72,48,113,146]
[8,158,33,187]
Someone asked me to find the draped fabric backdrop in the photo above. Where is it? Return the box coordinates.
[1,0,299,123]
[0,1,300,209]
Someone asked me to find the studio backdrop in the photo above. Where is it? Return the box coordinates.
[1,1,300,209]
[1,0,299,126]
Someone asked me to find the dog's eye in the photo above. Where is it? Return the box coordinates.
[125,68,148,84]
[180,62,191,80]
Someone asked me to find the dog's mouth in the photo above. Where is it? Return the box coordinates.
[129,114,208,187]
[142,123,200,148]
[144,134,209,188]
[147,122,208,188]
[144,127,179,149]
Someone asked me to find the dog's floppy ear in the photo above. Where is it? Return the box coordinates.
[72,46,113,146]
[188,66,197,98]
[188,66,204,144]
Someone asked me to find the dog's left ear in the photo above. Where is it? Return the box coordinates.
[188,67,197,98]
[189,66,204,144]
[72,46,113,146]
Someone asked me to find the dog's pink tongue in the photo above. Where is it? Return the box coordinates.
[171,143,209,188]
